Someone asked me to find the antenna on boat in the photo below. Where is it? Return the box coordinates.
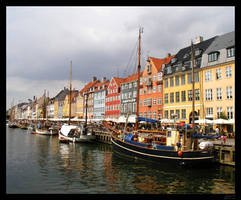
[135,26,143,131]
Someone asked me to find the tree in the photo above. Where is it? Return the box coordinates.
[219,111,228,119]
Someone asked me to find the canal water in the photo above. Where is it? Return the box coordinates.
[6,127,235,194]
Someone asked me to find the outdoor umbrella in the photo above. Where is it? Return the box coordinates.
[194,119,213,124]
[212,118,230,124]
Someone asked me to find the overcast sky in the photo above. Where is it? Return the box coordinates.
[6,6,234,109]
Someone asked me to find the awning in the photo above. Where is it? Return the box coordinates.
[138,117,158,123]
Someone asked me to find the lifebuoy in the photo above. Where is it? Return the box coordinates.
[178,151,183,157]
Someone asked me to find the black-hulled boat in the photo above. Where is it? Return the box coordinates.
[106,28,214,167]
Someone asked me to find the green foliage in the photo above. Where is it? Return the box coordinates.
[219,111,228,119]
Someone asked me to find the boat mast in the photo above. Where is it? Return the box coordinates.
[85,92,88,127]
[69,61,72,125]
[135,27,143,131]
[191,41,196,148]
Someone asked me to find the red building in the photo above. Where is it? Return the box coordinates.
[105,77,124,120]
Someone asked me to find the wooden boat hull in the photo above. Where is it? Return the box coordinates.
[8,124,19,128]
[36,128,58,135]
[59,131,96,143]
[111,135,214,166]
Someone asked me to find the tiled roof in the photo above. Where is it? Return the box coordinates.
[112,77,125,87]
[164,36,217,76]
[150,55,175,72]
[204,31,234,54]
[80,80,99,94]
[94,80,110,92]
[121,73,138,84]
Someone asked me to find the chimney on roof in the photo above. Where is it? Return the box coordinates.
[102,77,106,82]
[166,53,171,57]
[92,76,97,82]
[193,36,203,44]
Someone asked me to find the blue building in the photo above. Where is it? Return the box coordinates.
[93,77,109,120]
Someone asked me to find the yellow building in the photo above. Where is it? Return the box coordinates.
[201,31,235,133]
[62,90,79,118]
[163,36,217,123]
[76,92,84,118]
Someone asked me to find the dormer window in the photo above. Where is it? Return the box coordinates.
[227,47,235,57]
[171,58,177,64]
[183,53,189,59]
[208,52,219,62]
[194,49,201,56]
[167,67,172,74]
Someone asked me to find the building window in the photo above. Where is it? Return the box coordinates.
[176,92,180,103]
[158,98,162,105]
[129,83,132,89]
[153,111,157,119]
[216,68,222,80]
[133,91,137,98]
[140,77,143,85]
[188,90,192,101]
[181,109,186,119]
[175,76,179,86]
[170,92,174,103]
[208,52,218,62]
[226,86,233,99]
[164,93,168,104]
[133,102,136,113]
[140,100,143,106]
[158,85,162,92]
[153,98,156,105]
[188,73,192,84]
[194,72,199,83]
[148,87,152,94]
[176,109,180,119]
[206,107,213,117]
[181,91,186,102]
[227,107,233,119]
[205,70,212,81]
[225,66,232,78]
[158,72,162,81]
[153,74,156,81]
[164,110,168,119]
[149,111,152,118]
[139,88,142,95]
[170,77,174,87]
[227,47,235,58]
[217,107,222,118]
[181,75,185,85]
[144,112,147,118]
[153,86,156,93]
[164,79,168,88]
[170,110,174,119]
[205,89,213,101]
[195,89,200,101]
[144,87,147,94]
[216,88,222,100]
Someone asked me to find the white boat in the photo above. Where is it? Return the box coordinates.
[35,126,58,135]
[59,124,96,143]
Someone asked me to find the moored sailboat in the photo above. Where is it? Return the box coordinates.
[58,61,96,143]
[106,28,214,166]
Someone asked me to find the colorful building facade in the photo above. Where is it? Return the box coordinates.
[163,36,217,123]
[105,77,124,119]
[139,55,174,120]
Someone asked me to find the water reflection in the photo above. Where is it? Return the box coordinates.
[7,127,235,194]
